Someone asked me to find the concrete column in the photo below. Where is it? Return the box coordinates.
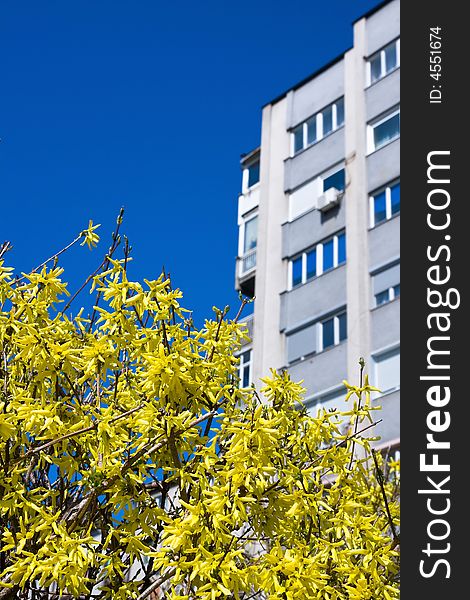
[344,19,372,384]
[252,100,289,387]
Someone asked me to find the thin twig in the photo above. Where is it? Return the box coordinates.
[16,235,83,283]
[348,358,365,471]
[372,449,399,544]
[17,405,143,462]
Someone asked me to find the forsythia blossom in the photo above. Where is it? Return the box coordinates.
[0,227,399,599]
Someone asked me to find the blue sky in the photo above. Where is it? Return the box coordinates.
[1,0,381,325]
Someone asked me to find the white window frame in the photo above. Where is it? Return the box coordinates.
[369,180,400,227]
[242,160,260,194]
[318,311,347,352]
[367,107,400,154]
[366,38,400,86]
[240,213,258,257]
[375,284,400,307]
[290,97,344,157]
[288,231,346,290]
[237,349,252,388]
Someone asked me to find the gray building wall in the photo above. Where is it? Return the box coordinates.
[367,139,400,191]
[365,0,400,56]
[371,299,400,352]
[286,59,344,129]
[236,0,400,450]
[287,343,348,397]
[280,266,347,332]
[371,390,400,446]
[368,216,400,270]
[366,69,400,121]
[281,203,346,259]
[284,129,345,192]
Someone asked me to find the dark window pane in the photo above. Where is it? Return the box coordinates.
[373,191,387,224]
[338,312,347,341]
[307,117,317,145]
[323,105,333,136]
[337,232,346,264]
[322,318,335,349]
[385,42,397,72]
[306,249,316,280]
[248,161,260,187]
[292,257,303,287]
[375,290,390,306]
[336,97,345,127]
[293,126,303,153]
[323,239,334,271]
[391,182,400,215]
[373,112,400,149]
[323,169,345,192]
[241,350,251,363]
[393,284,400,298]
[242,364,250,387]
[370,53,382,82]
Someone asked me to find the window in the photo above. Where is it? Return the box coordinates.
[323,168,345,193]
[322,317,335,349]
[247,161,260,188]
[367,39,400,85]
[291,97,345,156]
[237,350,252,388]
[370,180,400,227]
[337,233,346,264]
[306,116,317,145]
[323,239,334,271]
[292,256,303,287]
[320,311,347,351]
[322,104,333,136]
[306,248,316,280]
[375,284,400,306]
[286,310,347,365]
[336,97,345,127]
[368,108,400,153]
[373,347,400,394]
[243,216,258,254]
[242,155,260,192]
[372,263,400,307]
[289,231,346,289]
[293,125,304,154]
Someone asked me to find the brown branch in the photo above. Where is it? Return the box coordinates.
[87,208,125,332]
[233,297,249,324]
[59,255,112,316]
[17,404,143,462]
[136,567,176,600]
[372,449,399,544]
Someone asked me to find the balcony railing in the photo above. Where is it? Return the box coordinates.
[239,248,256,275]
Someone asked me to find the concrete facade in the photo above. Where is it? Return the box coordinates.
[235,0,400,450]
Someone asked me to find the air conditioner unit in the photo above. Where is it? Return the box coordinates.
[317,187,343,212]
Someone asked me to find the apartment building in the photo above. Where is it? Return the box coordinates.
[235,0,400,449]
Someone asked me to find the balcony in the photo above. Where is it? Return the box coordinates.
[235,248,256,298]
